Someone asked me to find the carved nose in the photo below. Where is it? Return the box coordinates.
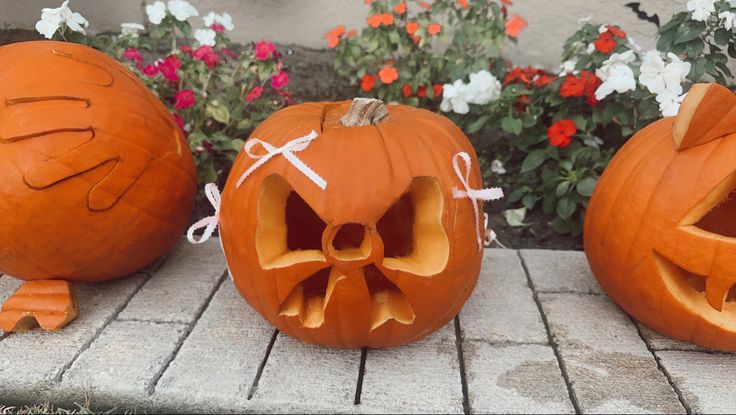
[327,223,372,262]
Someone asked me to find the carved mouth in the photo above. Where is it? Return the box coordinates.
[278,264,415,331]
[654,252,736,329]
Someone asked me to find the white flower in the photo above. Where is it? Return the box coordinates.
[203,12,234,31]
[719,11,736,29]
[491,160,506,175]
[559,58,579,76]
[657,89,687,116]
[598,24,609,34]
[146,1,167,25]
[586,43,596,54]
[602,50,636,66]
[194,28,217,46]
[35,0,88,39]
[687,0,716,21]
[639,51,691,95]
[440,80,471,115]
[167,0,198,21]
[120,23,145,37]
[466,70,502,105]
[595,64,636,100]
[627,36,642,52]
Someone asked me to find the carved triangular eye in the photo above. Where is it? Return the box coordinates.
[377,177,449,276]
[683,171,736,238]
[256,175,327,269]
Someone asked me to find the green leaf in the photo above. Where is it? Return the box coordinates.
[715,28,731,46]
[501,116,523,136]
[504,207,529,227]
[674,20,706,45]
[576,177,597,197]
[230,138,245,152]
[556,181,571,197]
[550,217,574,234]
[521,149,547,173]
[207,101,231,125]
[556,197,576,220]
[684,39,705,58]
[467,115,491,133]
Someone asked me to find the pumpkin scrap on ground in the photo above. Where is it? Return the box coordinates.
[212,97,500,348]
[584,83,736,352]
[0,41,197,332]
[0,280,77,332]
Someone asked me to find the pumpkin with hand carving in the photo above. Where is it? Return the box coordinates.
[0,41,196,332]
[219,98,490,348]
[584,83,736,352]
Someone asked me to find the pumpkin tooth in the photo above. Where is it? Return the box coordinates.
[704,275,734,312]
[363,265,415,331]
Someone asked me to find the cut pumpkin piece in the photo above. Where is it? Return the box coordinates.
[673,83,736,151]
[0,280,78,332]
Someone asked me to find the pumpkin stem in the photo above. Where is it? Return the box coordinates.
[339,98,389,127]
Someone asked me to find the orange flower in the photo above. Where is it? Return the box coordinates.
[394,2,407,14]
[346,29,358,39]
[505,15,527,37]
[325,25,346,49]
[411,35,421,44]
[428,23,442,35]
[378,66,399,84]
[361,74,377,92]
[419,1,432,10]
[368,13,394,28]
[457,0,469,8]
[364,0,372,4]
[406,21,419,35]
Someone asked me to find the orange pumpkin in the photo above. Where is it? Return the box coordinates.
[0,41,196,330]
[584,83,736,351]
[218,98,490,348]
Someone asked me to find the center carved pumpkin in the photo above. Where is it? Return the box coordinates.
[219,99,485,348]
[584,83,736,352]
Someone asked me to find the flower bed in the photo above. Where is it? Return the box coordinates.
[16,0,736,248]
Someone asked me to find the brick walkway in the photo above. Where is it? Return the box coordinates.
[0,239,731,413]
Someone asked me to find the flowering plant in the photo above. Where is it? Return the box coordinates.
[36,0,291,183]
[327,0,525,107]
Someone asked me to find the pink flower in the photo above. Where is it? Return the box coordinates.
[196,146,205,153]
[255,41,276,60]
[157,60,179,82]
[193,45,220,69]
[270,71,289,90]
[277,89,295,106]
[211,23,225,33]
[123,48,143,62]
[175,90,196,109]
[221,47,237,59]
[172,112,185,130]
[164,54,181,69]
[180,45,193,55]
[245,85,263,102]
[142,64,159,77]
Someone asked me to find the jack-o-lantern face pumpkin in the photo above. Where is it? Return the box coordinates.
[219,98,489,348]
[585,83,736,352]
[0,41,196,282]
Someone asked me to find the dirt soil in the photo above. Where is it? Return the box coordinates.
[1,29,582,250]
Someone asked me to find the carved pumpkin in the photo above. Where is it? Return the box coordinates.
[584,83,736,351]
[0,41,196,331]
[219,98,490,348]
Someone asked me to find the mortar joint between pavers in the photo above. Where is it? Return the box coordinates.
[517,250,582,414]
[454,315,471,415]
[247,329,280,400]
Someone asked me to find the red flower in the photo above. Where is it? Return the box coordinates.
[221,47,237,59]
[245,85,263,102]
[142,64,158,77]
[560,75,585,97]
[325,25,346,48]
[505,15,527,37]
[379,66,399,84]
[271,71,289,89]
[194,45,220,69]
[594,31,617,54]
[123,48,143,62]
[180,45,193,55]
[607,26,627,39]
[164,54,181,69]
[211,23,225,33]
[406,21,419,35]
[515,94,531,112]
[175,90,196,110]
[428,23,442,36]
[394,2,407,14]
[534,73,554,88]
[419,1,432,10]
[417,85,427,98]
[547,119,577,148]
[277,90,295,106]
[402,83,412,97]
[172,112,185,132]
[433,83,443,98]
[457,0,469,8]
[361,74,377,91]
[581,71,602,105]
[157,58,180,82]
[255,41,276,60]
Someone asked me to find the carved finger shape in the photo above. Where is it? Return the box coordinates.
[377,177,449,276]
[364,264,415,331]
[279,268,346,328]
[256,175,327,269]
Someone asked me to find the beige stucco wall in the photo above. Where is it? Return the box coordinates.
[2,0,688,68]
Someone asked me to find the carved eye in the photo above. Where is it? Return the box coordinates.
[685,171,736,238]
[255,175,327,269]
[377,177,449,276]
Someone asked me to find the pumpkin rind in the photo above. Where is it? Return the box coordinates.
[584,84,736,351]
[220,101,484,348]
[0,41,196,282]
